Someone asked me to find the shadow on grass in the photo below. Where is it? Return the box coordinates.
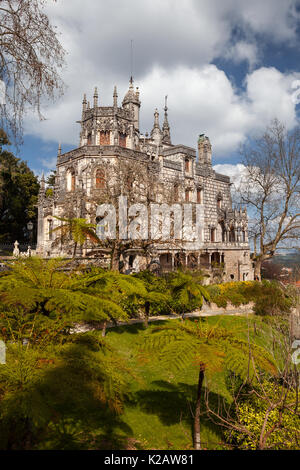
[0,340,134,450]
[128,379,226,448]
[108,320,171,336]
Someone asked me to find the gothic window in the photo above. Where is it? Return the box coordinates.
[229,226,235,242]
[185,158,190,173]
[95,169,105,189]
[210,228,216,242]
[100,131,110,145]
[242,230,246,242]
[48,219,53,240]
[87,133,92,145]
[217,199,222,209]
[197,188,203,204]
[185,189,190,202]
[71,173,75,191]
[119,133,126,148]
[67,170,75,192]
[174,184,179,202]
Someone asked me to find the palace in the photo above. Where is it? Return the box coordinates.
[37,79,254,282]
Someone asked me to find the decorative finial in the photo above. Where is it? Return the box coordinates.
[58,142,61,156]
[40,172,45,191]
[113,85,118,108]
[162,95,171,144]
[93,87,98,107]
[82,93,87,113]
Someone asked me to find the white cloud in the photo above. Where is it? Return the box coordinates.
[25,63,300,160]
[22,0,300,163]
[224,41,259,69]
[213,163,247,186]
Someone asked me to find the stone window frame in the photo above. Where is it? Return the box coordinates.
[47,218,53,241]
[217,192,223,209]
[66,166,76,192]
[95,168,106,189]
[196,185,204,204]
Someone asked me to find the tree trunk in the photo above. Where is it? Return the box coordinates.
[102,321,107,337]
[254,259,262,281]
[72,241,77,259]
[193,365,205,450]
[111,244,120,271]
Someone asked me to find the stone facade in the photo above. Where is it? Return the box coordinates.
[37,79,254,282]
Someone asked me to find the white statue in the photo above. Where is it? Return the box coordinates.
[13,240,20,257]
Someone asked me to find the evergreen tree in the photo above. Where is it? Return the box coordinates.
[0,130,39,242]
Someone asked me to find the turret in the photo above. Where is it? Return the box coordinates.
[198,134,212,165]
[122,78,141,131]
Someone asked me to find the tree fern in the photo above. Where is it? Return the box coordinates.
[140,319,277,450]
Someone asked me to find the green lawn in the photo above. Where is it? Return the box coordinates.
[100,315,273,450]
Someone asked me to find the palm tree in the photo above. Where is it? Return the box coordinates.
[168,270,210,317]
[142,319,277,450]
[0,258,128,345]
[52,216,101,258]
[75,269,151,333]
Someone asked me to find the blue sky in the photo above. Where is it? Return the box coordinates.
[10,0,300,181]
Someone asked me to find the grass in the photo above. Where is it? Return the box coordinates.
[100,314,274,450]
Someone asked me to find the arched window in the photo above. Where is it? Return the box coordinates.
[71,173,75,191]
[119,133,126,148]
[197,188,203,204]
[229,226,235,242]
[210,228,216,242]
[185,158,190,173]
[87,133,92,145]
[174,184,179,202]
[100,131,110,145]
[185,189,190,202]
[95,169,105,189]
[48,219,53,240]
[67,170,75,192]
[217,193,223,209]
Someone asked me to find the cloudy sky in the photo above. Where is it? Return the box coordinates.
[17,0,300,179]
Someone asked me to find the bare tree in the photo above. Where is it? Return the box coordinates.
[0,0,65,143]
[237,120,300,279]
[83,156,185,271]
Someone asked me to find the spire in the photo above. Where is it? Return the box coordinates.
[40,172,45,192]
[162,95,171,144]
[150,108,162,144]
[113,85,118,108]
[82,93,87,113]
[93,87,98,108]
